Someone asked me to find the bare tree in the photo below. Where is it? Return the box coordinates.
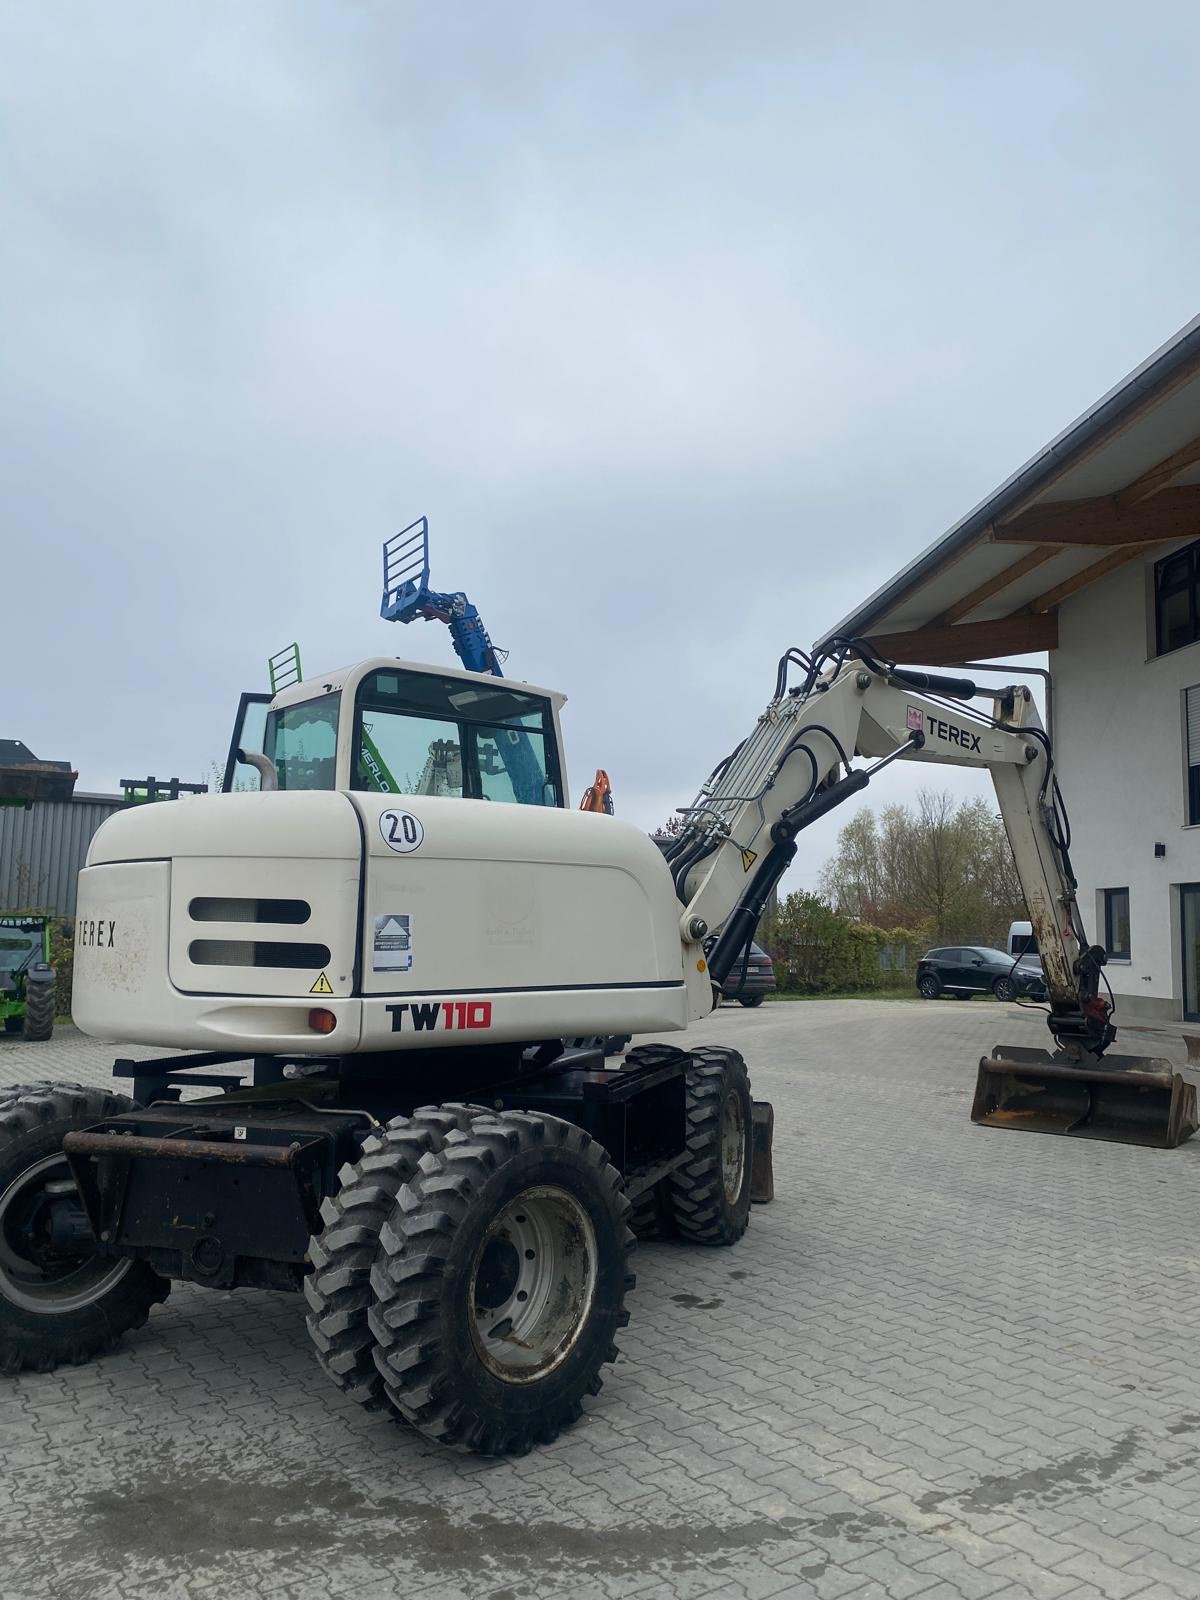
[820,788,1026,944]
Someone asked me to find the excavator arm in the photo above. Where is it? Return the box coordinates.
[664,643,1197,1145]
[665,653,1110,1057]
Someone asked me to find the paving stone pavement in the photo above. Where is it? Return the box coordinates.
[2,1001,1200,1600]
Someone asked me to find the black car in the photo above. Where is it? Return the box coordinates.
[722,941,776,1007]
[916,946,1046,1003]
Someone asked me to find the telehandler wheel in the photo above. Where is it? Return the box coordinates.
[369,1110,635,1455]
[304,1104,478,1410]
[21,982,54,1043]
[0,1085,170,1375]
[667,1047,753,1246]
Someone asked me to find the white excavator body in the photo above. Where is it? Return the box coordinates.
[74,788,705,1052]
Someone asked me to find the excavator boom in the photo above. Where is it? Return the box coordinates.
[660,643,1196,1147]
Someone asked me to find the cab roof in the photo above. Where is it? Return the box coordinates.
[270,656,567,714]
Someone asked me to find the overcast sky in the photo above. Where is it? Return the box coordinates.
[4,2,1199,890]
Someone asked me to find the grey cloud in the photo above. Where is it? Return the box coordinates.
[3,0,1197,888]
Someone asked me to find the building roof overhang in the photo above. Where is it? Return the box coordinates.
[820,314,1200,665]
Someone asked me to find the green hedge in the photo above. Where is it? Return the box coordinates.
[49,918,74,1018]
[759,892,925,994]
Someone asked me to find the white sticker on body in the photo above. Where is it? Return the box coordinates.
[379,809,424,853]
[373,913,413,973]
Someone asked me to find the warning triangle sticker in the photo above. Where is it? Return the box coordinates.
[310,971,334,995]
[740,848,758,873]
[379,917,406,936]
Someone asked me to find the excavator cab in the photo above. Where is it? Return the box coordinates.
[223,656,567,809]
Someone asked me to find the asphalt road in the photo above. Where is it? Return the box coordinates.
[2,1001,1200,1600]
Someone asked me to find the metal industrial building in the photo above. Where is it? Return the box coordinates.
[0,793,125,918]
[823,313,1200,1025]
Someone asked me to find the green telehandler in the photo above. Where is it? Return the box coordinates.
[0,917,56,1042]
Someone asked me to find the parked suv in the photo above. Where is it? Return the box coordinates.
[916,946,1046,1003]
[722,941,776,1007]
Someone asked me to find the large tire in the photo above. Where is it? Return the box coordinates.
[369,1111,635,1455]
[22,981,54,1043]
[304,1104,477,1410]
[666,1047,753,1246]
[626,1179,675,1242]
[0,1084,170,1374]
[0,1083,70,1109]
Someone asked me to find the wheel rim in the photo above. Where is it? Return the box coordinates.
[996,980,1014,1001]
[0,1154,131,1315]
[720,1090,746,1204]
[469,1185,598,1385]
[920,979,937,996]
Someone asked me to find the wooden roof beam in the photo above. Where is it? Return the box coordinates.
[862,611,1058,667]
[994,482,1200,547]
[1022,545,1149,613]
[1115,434,1200,508]
[931,547,1060,626]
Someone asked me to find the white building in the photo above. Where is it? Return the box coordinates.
[825,314,1200,1025]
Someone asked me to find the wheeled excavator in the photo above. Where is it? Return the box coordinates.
[2,609,1193,1453]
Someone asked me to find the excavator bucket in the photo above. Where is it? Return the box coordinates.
[971,1045,1198,1148]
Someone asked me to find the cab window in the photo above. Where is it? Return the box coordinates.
[353,671,560,806]
[264,693,340,791]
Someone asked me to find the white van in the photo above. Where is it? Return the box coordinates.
[1007,920,1038,958]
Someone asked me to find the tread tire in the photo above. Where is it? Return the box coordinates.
[627,1181,675,1241]
[666,1046,753,1247]
[369,1110,635,1455]
[304,1104,479,1410]
[22,982,54,1043]
[0,1084,170,1375]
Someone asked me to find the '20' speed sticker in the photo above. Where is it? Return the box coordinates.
[379,809,424,854]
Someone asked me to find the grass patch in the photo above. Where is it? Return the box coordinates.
[760,990,922,1003]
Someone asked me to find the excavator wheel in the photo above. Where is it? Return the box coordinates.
[304,1104,478,1410]
[666,1047,754,1246]
[627,1180,676,1242]
[369,1110,634,1455]
[0,1085,170,1375]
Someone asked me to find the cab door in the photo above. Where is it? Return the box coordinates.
[222,693,271,793]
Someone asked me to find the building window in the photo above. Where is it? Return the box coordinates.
[1103,888,1131,961]
[1155,542,1200,655]
[1187,687,1200,825]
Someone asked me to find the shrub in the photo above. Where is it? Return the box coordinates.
[49,917,74,1018]
[760,892,924,994]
